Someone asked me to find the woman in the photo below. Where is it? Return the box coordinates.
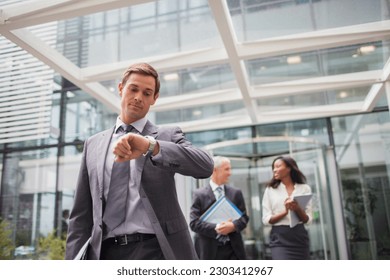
[262,156,312,260]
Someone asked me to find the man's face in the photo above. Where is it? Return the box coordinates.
[118,73,159,124]
[214,161,232,185]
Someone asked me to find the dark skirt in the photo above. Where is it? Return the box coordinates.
[269,224,310,260]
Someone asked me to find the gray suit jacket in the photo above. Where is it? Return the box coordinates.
[190,184,249,259]
[65,120,213,260]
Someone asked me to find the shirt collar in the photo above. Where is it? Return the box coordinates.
[210,180,223,192]
[280,182,297,189]
[115,116,147,134]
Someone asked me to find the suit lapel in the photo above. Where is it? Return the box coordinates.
[97,127,115,196]
[224,185,232,200]
[206,184,216,201]
[203,185,217,212]
[134,120,158,186]
[140,120,158,138]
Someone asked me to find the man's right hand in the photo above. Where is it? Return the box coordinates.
[112,133,150,162]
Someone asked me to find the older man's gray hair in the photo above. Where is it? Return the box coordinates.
[213,156,230,168]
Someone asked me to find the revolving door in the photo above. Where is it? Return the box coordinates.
[202,136,337,259]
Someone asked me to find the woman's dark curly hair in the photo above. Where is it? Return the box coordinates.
[268,156,306,188]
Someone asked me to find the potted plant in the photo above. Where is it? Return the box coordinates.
[342,178,377,259]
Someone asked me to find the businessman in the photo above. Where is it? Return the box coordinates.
[65,62,214,260]
[190,156,249,259]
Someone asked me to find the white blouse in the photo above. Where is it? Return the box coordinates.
[262,183,312,226]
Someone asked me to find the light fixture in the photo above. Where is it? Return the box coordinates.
[287,55,302,64]
[301,129,309,136]
[192,110,202,116]
[339,91,348,98]
[163,73,179,81]
[359,45,376,54]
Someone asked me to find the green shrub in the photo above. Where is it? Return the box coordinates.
[0,219,15,260]
[37,231,65,260]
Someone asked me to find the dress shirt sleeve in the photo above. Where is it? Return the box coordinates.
[261,187,273,226]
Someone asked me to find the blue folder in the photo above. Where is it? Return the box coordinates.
[200,196,243,223]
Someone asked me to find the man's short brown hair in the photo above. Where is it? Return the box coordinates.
[121,62,160,95]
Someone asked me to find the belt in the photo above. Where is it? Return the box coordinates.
[105,233,156,246]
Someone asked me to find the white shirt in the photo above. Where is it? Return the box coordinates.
[210,180,224,199]
[262,183,312,226]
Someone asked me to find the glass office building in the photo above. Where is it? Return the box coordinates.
[0,0,390,260]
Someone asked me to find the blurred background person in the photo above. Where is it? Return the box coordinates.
[190,156,249,260]
[262,156,312,260]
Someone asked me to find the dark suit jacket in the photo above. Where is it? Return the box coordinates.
[65,120,214,260]
[190,184,249,259]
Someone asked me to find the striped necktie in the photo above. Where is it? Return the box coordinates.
[216,186,223,200]
[103,125,134,232]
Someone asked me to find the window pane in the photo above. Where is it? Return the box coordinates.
[1,148,58,259]
[332,112,390,259]
[228,0,387,41]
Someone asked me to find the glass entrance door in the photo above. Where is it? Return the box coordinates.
[204,137,336,260]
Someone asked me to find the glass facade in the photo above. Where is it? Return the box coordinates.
[0,78,117,258]
[54,0,221,68]
[332,112,390,259]
[1,89,390,259]
[246,41,386,84]
[228,0,386,41]
[188,111,390,260]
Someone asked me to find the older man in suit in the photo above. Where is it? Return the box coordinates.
[190,156,249,259]
[65,62,214,260]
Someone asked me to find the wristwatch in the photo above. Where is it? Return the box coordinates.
[143,135,157,157]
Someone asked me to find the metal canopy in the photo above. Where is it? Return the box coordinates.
[1,0,389,132]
